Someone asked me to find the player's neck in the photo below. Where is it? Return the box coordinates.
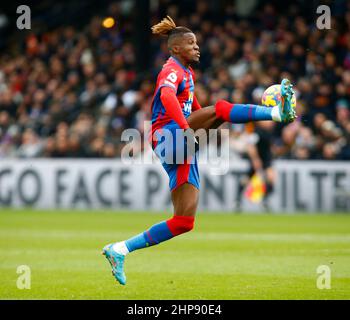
[171,55,190,69]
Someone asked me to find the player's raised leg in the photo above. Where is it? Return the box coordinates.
[187,78,296,132]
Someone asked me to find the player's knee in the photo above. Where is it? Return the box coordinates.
[173,198,198,218]
[215,99,231,118]
[167,215,195,236]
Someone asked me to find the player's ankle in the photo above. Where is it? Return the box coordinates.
[271,105,281,122]
[112,241,130,256]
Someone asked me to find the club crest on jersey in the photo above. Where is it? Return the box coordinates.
[167,72,177,83]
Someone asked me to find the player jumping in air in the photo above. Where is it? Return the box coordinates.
[102,16,296,285]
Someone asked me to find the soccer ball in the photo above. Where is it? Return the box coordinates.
[261,84,296,108]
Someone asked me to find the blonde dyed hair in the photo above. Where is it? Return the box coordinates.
[151,16,193,40]
[151,16,177,36]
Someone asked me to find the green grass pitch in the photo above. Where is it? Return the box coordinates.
[0,209,349,300]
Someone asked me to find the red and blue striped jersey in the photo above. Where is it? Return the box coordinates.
[151,56,197,136]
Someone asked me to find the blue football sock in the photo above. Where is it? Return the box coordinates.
[215,100,274,123]
[229,104,272,122]
[125,221,174,252]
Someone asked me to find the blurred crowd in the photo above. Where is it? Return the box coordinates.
[0,0,349,160]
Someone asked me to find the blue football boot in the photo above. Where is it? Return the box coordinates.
[102,244,126,285]
[279,78,296,123]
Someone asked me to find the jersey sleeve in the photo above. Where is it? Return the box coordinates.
[160,86,189,130]
[158,66,183,93]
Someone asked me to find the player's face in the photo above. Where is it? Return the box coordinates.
[179,33,200,65]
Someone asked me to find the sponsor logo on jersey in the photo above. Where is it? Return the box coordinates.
[183,102,192,113]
